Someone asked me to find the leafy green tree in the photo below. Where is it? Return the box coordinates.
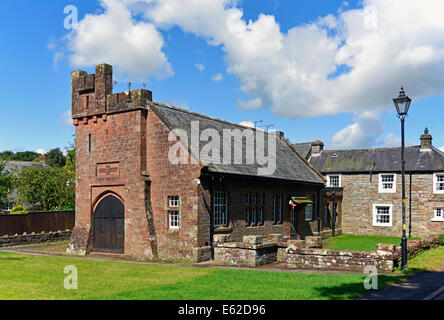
[10,204,28,215]
[15,166,75,211]
[0,161,12,206]
[0,151,14,161]
[0,151,40,162]
[12,151,40,162]
[64,140,75,174]
[46,148,66,168]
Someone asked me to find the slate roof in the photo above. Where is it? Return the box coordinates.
[291,142,313,159]
[150,102,325,185]
[3,161,47,174]
[309,146,444,173]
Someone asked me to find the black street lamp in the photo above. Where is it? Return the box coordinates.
[331,191,336,237]
[393,87,412,271]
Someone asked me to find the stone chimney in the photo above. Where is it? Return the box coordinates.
[420,128,432,150]
[275,131,285,138]
[311,139,324,155]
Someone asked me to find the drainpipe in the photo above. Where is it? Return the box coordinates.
[409,173,412,238]
[317,188,321,236]
[209,175,214,260]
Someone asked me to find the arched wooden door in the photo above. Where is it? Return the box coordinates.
[93,195,124,254]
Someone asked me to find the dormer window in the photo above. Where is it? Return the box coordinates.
[379,174,396,193]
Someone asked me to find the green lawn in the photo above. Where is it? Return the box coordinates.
[395,246,444,274]
[323,235,420,252]
[0,251,405,300]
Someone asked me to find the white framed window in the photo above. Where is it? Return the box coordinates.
[433,173,444,194]
[168,196,180,207]
[373,204,393,227]
[214,191,228,227]
[379,174,396,193]
[327,175,341,187]
[169,210,180,229]
[432,208,444,222]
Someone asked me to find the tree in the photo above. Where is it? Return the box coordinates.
[10,204,28,215]
[46,148,66,168]
[64,140,75,174]
[14,166,75,211]
[0,161,12,206]
[0,151,40,162]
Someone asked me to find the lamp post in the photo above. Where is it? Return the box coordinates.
[331,191,336,237]
[393,87,412,271]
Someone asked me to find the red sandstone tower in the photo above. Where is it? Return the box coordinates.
[68,64,156,257]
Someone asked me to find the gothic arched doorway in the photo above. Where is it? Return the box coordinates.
[93,195,124,254]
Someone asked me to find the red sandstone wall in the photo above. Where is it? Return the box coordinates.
[146,109,203,260]
[74,110,152,257]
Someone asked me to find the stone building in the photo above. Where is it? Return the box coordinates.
[295,130,444,237]
[67,64,326,261]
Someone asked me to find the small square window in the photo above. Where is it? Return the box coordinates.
[432,208,444,221]
[434,174,444,194]
[379,174,396,193]
[328,175,340,187]
[168,196,180,207]
[169,210,180,229]
[373,205,392,227]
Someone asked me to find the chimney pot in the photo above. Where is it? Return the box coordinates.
[420,128,432,150]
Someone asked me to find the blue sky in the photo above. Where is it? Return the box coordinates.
[0,0,443,154]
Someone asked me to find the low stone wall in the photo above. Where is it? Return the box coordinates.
[214,233,440,272]
[0,230,72,247]
[278,235,440,273]
[214,235,280,267]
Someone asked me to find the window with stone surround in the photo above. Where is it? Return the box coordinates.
[379,174,396,193]
[433,173,444,194]
[272,194,283,225]
[432,208,444,222]
[373,204,393,227]
[167,196,180,229]
[245,193,264,227]
[327,175,341,187]
[168,195,180,208]
[214,191,228,227]
[169,210,180,229]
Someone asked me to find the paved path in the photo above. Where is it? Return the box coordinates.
[358,271,444,300]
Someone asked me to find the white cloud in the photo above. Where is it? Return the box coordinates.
[331,111,384,149]
[61,0,444,119]
[382,133,401,147]
[439,146,444,152]
[239,121,255,128]
[36,149,47,155]
[237,97,263,109]
[142,0,444,118]
[61,110,72,126]
[195,63,205,71]
[212,73,223,82]
[65,0,173,81]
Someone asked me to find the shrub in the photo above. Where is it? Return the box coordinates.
[10,204,29,215]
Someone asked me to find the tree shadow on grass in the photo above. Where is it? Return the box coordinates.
[0,256,27,261]
[314,275,406,300]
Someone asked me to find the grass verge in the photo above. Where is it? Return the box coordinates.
[0,251,405,300]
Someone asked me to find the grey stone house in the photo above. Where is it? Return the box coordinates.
[295,129,444,238]
[1,161,47,212]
